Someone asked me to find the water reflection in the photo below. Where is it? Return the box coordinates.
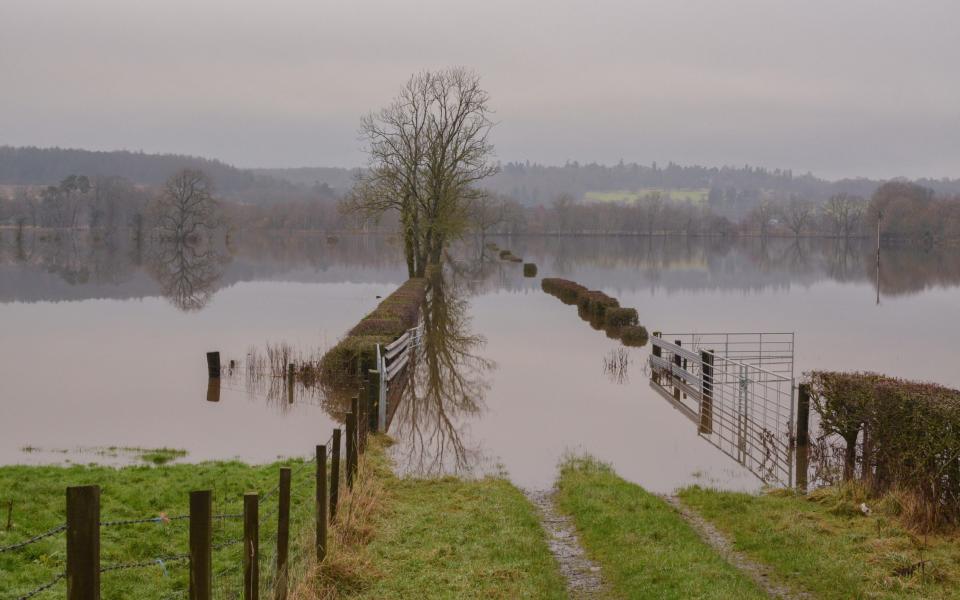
[147,237,228,311]
[389,270,496,477]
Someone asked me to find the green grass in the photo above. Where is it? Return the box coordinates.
[556,456,766,600]
[584,188,709,204]
[347,460,567,598]
[0,458,316,599]
[679,485,960,599]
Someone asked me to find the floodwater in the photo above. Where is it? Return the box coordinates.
[1,231,958,493]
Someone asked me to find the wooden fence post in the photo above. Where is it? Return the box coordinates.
[699,350,714,435]
[66,485,100,600]
[651,332,662,384]
[275,468,291,600]
[673,340,683,401]
[367,370,380,434]
[315,445,328,563]
[206,352,221,378]
[243,493,259,600]
[330,429,341,520]
[796,383,811,492]
[287,363,295,405]
[353,394,366,454]
[206,378,221,403]
[345,412,357,489]
[189,490,212,600]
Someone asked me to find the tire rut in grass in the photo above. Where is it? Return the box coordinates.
[663,495,811,600]
[525,489,605,599]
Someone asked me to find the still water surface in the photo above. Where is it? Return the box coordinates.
[1,232,957,493]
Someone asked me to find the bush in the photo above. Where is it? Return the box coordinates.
[619,326,649,347]
[541,278,587,304]
[577,291,619,319]
[808,370,960,530]
[604,307,638,328]
[523,263,537,277]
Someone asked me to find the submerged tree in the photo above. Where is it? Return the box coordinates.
[345,68,497,277]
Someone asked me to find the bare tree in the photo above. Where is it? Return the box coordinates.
[469,191,507,238]
[823,193,866,238]
[347,68,497,276]
[782,197,815,238]
[152,169,220,240]
[551,193,575,234]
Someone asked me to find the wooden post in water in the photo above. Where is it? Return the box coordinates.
[673,340,683,401]
[243,493,259,600]
[796,383,811,492]
[346,411,357,489]
[330,429,341,520]
[66,485,100,600]
[275,468,291,600]
[189,490,212,600]
[206,378,221,403]
[651,332,662,384]
[699,350,714,435]
[206,352,221,378]
[315,445,328,563]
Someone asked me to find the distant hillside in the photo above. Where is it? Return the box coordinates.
[0,146,258,192]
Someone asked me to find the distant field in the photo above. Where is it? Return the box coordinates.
[584,188,709,204]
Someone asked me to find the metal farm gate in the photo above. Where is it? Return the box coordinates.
[648,332,796,486]
[375,323,423,431]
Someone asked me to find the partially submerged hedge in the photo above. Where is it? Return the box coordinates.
[541,277,647,348]
[523,263,537,277]
[808,371,960,530]
[320,278,428,388]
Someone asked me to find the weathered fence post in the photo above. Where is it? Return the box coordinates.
[189,490,212,600]
[206,377,221,403]
[699,350,714,435]
[315,445,328,563]
[275,468,291,600]
[243,492,259,600]
[206,351,221,378]
[346,411,357,489]
[330,429,341,520]
[651,332,662,384]
[796,383,811,492]
[366,369,380,434]
[66,485,100,600]
[673,340,683,401]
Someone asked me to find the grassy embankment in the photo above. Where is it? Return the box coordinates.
[0,456,317,599]
[556,456,766,600]
[293,435,567,599]
[680,485,960,600]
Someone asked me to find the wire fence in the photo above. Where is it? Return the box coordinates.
[2,428,348,600]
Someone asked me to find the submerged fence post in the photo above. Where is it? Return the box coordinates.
[66,485,100,600]
[275,468,291,600]
[315,445,328,563]
[673,340,683,401]
[346,411,357,489]
[796,383,811,492]
[699,350,714,435]
[243,492,259,600]
[651,332,662,384]
[189,490,212,600]
[206,352,221,378]
[330,429,341,520]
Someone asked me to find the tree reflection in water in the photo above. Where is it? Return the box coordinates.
[389,269,496,477]
[147,237,229,311]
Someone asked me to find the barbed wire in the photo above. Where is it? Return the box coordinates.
[99,552,190,575]
[14,572,65,600]
[100,514,189,527]
[0,524,66,553]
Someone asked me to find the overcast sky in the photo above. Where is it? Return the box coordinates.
[2,0,958,179]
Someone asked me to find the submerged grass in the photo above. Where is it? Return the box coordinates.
[679,485,960,599]
[556,456,766,600]
[0,457,315,599]
[293,436,567,599]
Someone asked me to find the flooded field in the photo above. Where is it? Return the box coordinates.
[2,232,958,493]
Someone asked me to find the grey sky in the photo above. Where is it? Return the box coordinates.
[2,0,958,179]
